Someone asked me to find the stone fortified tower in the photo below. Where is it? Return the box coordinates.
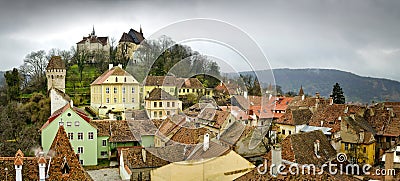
[46,56,66,92]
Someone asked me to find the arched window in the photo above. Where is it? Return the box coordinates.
[115,77,118,82]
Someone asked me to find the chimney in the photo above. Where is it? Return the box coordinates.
[109,64,114,70]
[344,106,349,114]
[271,144,282,176]
[14,149,24,181]
[314,140,321,158]
[244,91,248,99]
[320,120,324,127]
[315,92,320,98]
[385,150,394,181]
[269,94,273,100]
[38,152,47,181]
[70,100,73,108]
[203,133,210,151]
[329,97,333,105]
[302,94,305,101]
[118,64,123,69]
[141,149,147,163]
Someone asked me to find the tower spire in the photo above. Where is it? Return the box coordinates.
[299,85,304,96]
[92,25,95,36]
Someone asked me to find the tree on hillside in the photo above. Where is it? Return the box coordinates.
[72,48,89,84]
[240,74,262,96]
[331,82,345,104]
[20,50,48,93]
[4,68,21,102]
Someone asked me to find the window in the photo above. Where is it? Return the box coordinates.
[68,133,73,140]
[183,89,185,93]
[288,131,292,135]
[59,121,64,126]
[67,122,72,127]
[106,87,109,93]
[75,121,80,127]
[79,160,83,165]
[167,102,170,107]
[114,97,117,103]
[122,87,126,94]
[114,87,118,93]
[170,88,174,93]
[131,98,135,103]
[159,102,162,107]
[132,87,135,93]
[123,98,126,103]
[167,111,170,115]
[102,140,107,146]
[154,102,157,107]
[186,89,189,93]
[154,111,158,117]
[124,77,127,82]
[345,143,349,150]
[159,111,162,117]
[106,98,110,103]
[115,77,118,82]
[363,147,366,153]
[101,151,107,157]
[77,146,83,154]
[88,132,94,140]
[172,102,175,107]
[78,132,83,140]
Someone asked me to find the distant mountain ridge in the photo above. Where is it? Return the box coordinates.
[240,68,400,103]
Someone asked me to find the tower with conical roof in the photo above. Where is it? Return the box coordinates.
[298,85,304,96]
[46,56,66,92]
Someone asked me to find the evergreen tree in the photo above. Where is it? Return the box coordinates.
[331,82,345,104]
[4,68,21,102]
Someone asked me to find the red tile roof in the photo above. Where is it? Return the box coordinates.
[91,66,135,85]
[40,103,91,131]
[308,104,366,133]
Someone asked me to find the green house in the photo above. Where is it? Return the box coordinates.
[41,103,98,166]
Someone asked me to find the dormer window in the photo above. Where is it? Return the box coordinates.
[61,156,70,174]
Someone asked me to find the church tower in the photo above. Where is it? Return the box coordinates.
[46,56,66,92]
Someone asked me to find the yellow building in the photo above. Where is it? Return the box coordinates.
[144,76,177,99]
[340,116,376,165]
[274,109,313,139]
[90,64,140,117]
[176,78,205,97]
[116,27,144,61]
[144,88,182,119]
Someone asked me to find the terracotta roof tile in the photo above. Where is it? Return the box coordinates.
[275,108,313,126]
[120,147,169,169]
[186,140,230,160]
[308,104,366,133]
[46,56,66,70]
[41,103,91,131]
[145,76,176,86]
[279,130,337,165]
[48,126,93,180]
[91,66,136,85]
[175,78,204,89]
[109,120,137,142]
[90,120,111,137]
[145,88,178,100]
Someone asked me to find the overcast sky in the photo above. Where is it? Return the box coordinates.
[1,0,400,81]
